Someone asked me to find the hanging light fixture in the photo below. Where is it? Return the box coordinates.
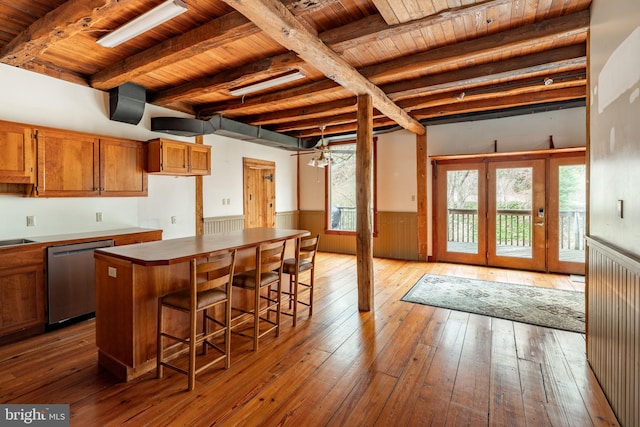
[307,125,330,168]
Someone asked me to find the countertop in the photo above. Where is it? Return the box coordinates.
[95,227,310,266]
[25,227,161,245]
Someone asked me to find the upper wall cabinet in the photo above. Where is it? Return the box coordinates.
[147,138,211,176]
[0,120,36,184]
[99,137,148,196]
[35,128,147,197]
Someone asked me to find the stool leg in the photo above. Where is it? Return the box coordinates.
[254,284,260,351]
[156,303,164,379]
[292,271,298,327]
[188,303,197,391]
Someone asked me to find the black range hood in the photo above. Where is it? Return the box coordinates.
[151,116,319,151]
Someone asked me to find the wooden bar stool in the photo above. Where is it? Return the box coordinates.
[156,249,236,391]
[231,240,286,351]
[281,234,319,326]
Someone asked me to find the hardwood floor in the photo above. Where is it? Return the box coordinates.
[0,253,619,426]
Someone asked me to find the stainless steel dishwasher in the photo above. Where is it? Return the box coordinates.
[47,239,114,325]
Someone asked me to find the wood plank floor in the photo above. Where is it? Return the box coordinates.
[0,253,619,426]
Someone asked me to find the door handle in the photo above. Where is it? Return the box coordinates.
[534,222,545,226]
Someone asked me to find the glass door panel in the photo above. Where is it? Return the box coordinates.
[488,160,545,271]
[436,162,486,265]
[548,157,586,274]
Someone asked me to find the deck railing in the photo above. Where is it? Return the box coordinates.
[447,208,586,249]
[331,207,357,230]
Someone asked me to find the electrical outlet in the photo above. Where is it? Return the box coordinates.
[171,216,177,224]
[26,216,36,227]
[96,212,103,222]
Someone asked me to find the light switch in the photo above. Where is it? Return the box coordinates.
[617,200,624,218]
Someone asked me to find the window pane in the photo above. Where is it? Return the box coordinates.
[446,169,479,254]
[558,164,586,262]
[495,167,533,259]
[328,144,356,231]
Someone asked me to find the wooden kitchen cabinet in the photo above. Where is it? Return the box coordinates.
[100,137,148,196]
[35,128,147,197]
[147,138,211,176]
[0,244,45,344]
[0,120,36,184]
[0,228,162,344]
[36,128,99,196]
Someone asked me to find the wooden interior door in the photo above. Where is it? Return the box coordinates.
[435,161,487,265]
[243,158,276,228]
[488,159,546,271]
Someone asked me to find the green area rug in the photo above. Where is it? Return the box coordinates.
[402,274,585,333]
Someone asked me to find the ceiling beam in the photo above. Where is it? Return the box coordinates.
[359,10,589,83]
[270,77,585,133]
[383,44,587,99]
[197,80,347,118]
[244,71,585,128]
[149,52,304,104]
[292,86,586,137]
[326,0,517,50]
[91,11,260,90]
[0,0,136,66]
[411,86,586,119]
[218,0,425,135]
[195,11,587,117]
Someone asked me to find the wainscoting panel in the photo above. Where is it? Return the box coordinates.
[586,236,639,427]
[275,211,299,229]
[299,210,419,260]
[203,215,244,234]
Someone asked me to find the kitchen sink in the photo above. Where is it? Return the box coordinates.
[0,238,35,247]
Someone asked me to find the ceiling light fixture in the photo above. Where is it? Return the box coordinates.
[97,0,188,48]
[307,125,330,168]
[229,71,306,96]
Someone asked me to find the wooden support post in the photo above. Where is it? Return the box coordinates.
[416,132,428,261]
[356,94,374,311]
[195,135,204,236]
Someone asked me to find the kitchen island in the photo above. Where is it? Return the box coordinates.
[94,227,309,381]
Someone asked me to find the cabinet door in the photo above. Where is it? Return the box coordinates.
[0,121,35,184]
[160,140,189,174]
[100,138,148,196]
[189,144,211,175]
[36,128,100,196]
[0,265,45,336]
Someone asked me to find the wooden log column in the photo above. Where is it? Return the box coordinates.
[356,94,374,311]
[416,132,428,261]
[195,134,204,236]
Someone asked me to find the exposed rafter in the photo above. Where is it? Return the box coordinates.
[219,0,425,135]
[1,0,135,66]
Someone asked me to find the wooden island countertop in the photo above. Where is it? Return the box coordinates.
[94,228,310,381]
[95,227,309,266]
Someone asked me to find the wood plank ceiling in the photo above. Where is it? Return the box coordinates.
[0,0,590,142]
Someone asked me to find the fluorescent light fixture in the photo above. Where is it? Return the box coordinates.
[97,0,188,48]
[229,71,306,96]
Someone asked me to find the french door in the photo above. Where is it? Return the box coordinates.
[434,152,585,273]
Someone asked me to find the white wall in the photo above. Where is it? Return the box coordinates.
[0,64,298,240]
[298,107,586,255]
[202,133,298,217]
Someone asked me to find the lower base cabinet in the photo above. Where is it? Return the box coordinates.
[0,265,45,342]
